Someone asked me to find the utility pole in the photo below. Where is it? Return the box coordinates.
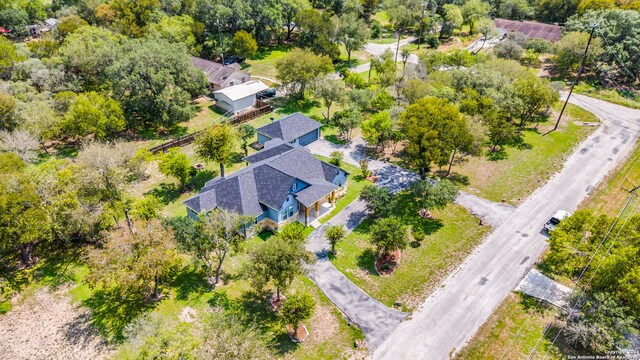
[550,23,598,133]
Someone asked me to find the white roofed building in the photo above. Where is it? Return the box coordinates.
[212,80,270,113]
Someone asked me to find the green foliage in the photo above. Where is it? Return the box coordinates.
[0,92,16,130]
[332,107,362,140]
[276,47,333,99]
[371,49,397,88]
[338,12,370,61]
[554,31,604,79]
[461,0,490,35]
[359,159,371,178]
[147,15,200,54]
[26,35,58,58]
[562,292,635,353]
[131,195,163,221]
[281,292,316,336]
[362,111,392,150]
[62,91,126,140]
[230,30,258,58]
[566,9,640,81]
[237,124,256,157]
[108,38,207,129]
[170,211,251,286]
[325,224,346,254]
[0,153,51,267]
[295,9,340,60]
[330,150,344,166]
[158,148,192,188]
[278,222,307,245]
[371,88,395,111]
[369,216,408,256]
[441,4,464,38]
[513,71,559,128]
[424,34,440,49]
[494,39,524,60]
[110,0,161,38]
[195,124,237,178]
[360,184,393,217]
[500,0,535,19]
[56,15,89,39]
[409,179,458,213]
[0,9,29,37]
[0,35,21,77]
[314,77,346,121]
[400,97,472,178]
[526,39,554,54]
[86,219,180,299]
[244,235,315,298]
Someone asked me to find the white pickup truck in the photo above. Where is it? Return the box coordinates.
[544,210,571,232]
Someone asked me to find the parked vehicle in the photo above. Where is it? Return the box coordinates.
[544,210,571,232]
[223,55,245,65]
[256,88,276,99]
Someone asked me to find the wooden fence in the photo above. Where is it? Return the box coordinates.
[149,101,273,155]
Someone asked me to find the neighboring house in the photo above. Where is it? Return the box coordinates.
[191,56,250,92]
[212,80,269,113]
[25,18,58,38]
[256,113,322,146]
[493,18,563,42]
[183,140,349,231]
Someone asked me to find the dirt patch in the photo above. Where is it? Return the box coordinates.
[179,306,197,323]
[0,286,112,360]
[285,323,309,343]
[304,304,339,346]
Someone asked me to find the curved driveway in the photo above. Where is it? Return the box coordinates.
[373,94,640,359]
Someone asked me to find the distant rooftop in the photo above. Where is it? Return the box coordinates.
[493,18,563,42]
[256,113,322,143]
[213,80,269,101]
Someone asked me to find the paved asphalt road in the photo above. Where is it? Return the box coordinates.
[373,94,640,359]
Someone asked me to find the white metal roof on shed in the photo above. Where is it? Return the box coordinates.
[213,81,269,101]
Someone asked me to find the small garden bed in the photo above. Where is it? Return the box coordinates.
[286,323,309,343]
[375,250,400,276]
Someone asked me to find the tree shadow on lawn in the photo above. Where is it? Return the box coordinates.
[325,134,348,145]
[147,183,182,205]
[82,289,156,341]
[391,193,444,235]
[32,246,85,289]
[270,97,320,115]
[192,169,217,190]
[208,290,299,355]
[434,170,469,186]
[171,265,211,301]
[357,248,378,275]
[247,44,293,61]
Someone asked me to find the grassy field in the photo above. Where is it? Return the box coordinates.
[449,103,598,204]
[455,293,566,360]
[580,137,640,217]
[574,82,640,109]
[331,193,491,310]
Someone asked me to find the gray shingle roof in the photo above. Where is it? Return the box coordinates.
[191,57,250,88]
[256,113,322,143]
[493,19,563,42]
[183,144,346,217]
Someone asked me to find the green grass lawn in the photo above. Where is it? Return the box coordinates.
[574,82,640,109]
[449,103,598,204]
[331,193,491,310]
[244,44,293,80]
[580,137,640,218]
[455,293,566,360]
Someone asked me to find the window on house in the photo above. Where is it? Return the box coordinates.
[281,208,288,220]
[288,205,294,218]
[292,183,297,191]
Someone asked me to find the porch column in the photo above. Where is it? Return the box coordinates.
[331,191,335,204]
[305,207,310,226]
[315,202,320,217]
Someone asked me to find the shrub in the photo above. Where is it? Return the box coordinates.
[330,151,343,166]
[425,35,440,49]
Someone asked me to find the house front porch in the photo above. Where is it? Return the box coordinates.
[300,200,335,227]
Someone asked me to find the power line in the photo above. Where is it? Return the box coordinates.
[540,194,640,359]
[597,30,638,82]
[498,153,640,359]
[526,188,639,359]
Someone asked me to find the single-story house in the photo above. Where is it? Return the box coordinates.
[191,56,251,92]
[212,80,269,113]
[493,18,563,42]
[256,113,322,146]
[183,140,349,231]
